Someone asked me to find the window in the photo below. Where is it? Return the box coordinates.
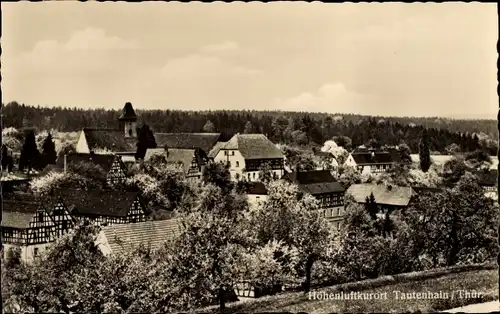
[224,151,228,156]
[248,173,251,180]
[62,220,68,230]
[231,151,235,156]
[34,248,39,257]
[256,196,260,200]
[252,173,256,179]
[337,207,341,216]
[38,212,44,222]
[236,161,239,167]
[129,129,132,136]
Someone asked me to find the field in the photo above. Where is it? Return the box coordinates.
[197,265,498,314]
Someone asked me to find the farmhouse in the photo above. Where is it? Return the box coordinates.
[282,170,346,229]
[211,133,285,182]
[64,152,127,185]
[344,151,400,174]
[144,147,208,179]
[474,169,498,199]
[346,183,415,212]
[96,219,180,256]
[2,197,58,262]
[53,189,148,227]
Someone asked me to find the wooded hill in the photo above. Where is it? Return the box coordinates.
[1,102,497,154]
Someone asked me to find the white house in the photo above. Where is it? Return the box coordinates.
[211,134,285,182]
[344,151,399,174]
[245,181,269,210]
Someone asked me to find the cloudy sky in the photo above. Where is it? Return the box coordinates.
[2,2,497,119]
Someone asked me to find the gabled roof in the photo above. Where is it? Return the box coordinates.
[100,219,180,255]
[83,128,137,152]
[346,183,414,207]
[223,134,283,160]
[65,153,118,172]
[155,133,221,153]
[144,148,207,174]
[208,141,227,159]
[53,189,141,217]
[351,152,400,165]
[246,182,268,195]
[118,102,138,121]
[282,170,345,195]
[1,199,44,229]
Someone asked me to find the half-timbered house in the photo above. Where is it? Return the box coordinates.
[45,196,78,237]
[282,170,346,230]
[54,189,148,227]
[64,152,127,185]
[211,133,285,182]
[2,198,58,262]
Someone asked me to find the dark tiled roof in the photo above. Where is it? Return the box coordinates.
[155,133,221,153]
[65,153,117,172]
[83,128,137,152]
[118,102,138,120]
[223,134,283,160]
[54,189,140,217]
[246,182,268,195]
[351,152,400,165]
[282,170,345,195]
[1,200,41,228]
[346,183,414,207]
[100,218,180,255]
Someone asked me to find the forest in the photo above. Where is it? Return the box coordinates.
[1,102,497,154]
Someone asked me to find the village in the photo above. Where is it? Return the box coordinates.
[1,101,498,313]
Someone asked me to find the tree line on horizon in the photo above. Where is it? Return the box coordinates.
[1,101,497,155]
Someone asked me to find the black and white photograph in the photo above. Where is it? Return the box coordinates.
[1,2,499,313]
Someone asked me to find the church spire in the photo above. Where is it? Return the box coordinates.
[118,102,138,138]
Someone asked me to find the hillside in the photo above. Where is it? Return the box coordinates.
[1,102,497,155]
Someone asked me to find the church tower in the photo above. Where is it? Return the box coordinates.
[118,102,138,138]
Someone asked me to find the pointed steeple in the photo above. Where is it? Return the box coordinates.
[118,102,137,121]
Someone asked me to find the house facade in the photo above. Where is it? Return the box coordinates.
[344,151,399,174]
[2,199,58,263]
[212,134,285,182]
[245,181,269,209]
[282,170,346,230]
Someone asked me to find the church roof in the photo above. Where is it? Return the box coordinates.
[118,102,138,121]
[83,128,137,153]
[154,133,221,153]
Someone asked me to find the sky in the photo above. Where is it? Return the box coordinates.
[1,2,498,119]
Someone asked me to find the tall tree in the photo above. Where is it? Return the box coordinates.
[419,129,431,172]
[364,192,378,220]
[243,121,254,134]
[19,130,40,173]
[202,120,216,133]
[41,133,57,167]
[135,124,157,160]
[398,143,412,165]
